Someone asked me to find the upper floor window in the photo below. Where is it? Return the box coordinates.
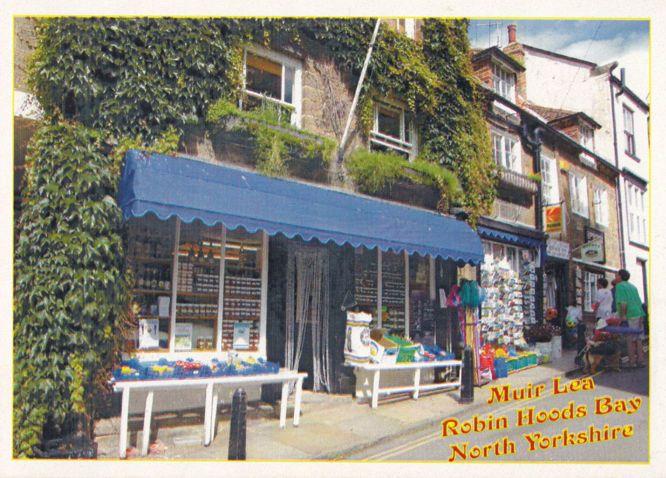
[370,100,417,159]
[593,187,609,227]
[569,172,589,218]
[626,182,647,244]
[395,19,416,39]
[580,124,595,152]
[492,63,516,102]
[242,46,302,127]
[541,154,560,206]
[492,131,520,172]
[623,105,636,158]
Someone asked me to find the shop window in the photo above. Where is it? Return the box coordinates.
[175,222,225,352]
[381,251,406,336]
[126,215,177,352]
[623,105,636,158]
[221,229,263,351]
[491,131,520,173]
[409,255,434,343]
[242,46,302,127]
[593,187,609,227]
[370,100,417,160]
[626,182,647,245]
[492,62,516,102]
[541,154,560,206]
[569,172,589,218]
[354,248,379,327]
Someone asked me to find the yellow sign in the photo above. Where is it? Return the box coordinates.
[545,205,562,233]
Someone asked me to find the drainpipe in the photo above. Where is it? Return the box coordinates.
[338,19,382,163]
[608,63,627,269]
[521,123,545,323]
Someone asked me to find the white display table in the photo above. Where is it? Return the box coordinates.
[112,369,307,458]
[353,360,462,408]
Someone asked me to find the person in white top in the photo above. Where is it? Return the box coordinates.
[594,277,613,319]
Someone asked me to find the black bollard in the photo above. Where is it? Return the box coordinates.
[228,388,247,460]
[460,346,474,404]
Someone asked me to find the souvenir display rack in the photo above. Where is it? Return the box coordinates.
[520,259,537,324]
[354,248,378,327]
[382,252,406,334]
[480,258,526,348]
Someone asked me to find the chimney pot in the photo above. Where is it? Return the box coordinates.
[508,24,517,43]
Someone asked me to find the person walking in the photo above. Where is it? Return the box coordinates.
[594,278,613,320]
[614,269,646,368]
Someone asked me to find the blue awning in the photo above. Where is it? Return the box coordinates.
[477,226,542,249]
[118,150,484,264]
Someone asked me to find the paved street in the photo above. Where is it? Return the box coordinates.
[348,366,648,462]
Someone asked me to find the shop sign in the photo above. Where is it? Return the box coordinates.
[545,205,562,233]
[581,241,604,262]
[546,239,570,260]
[584,227,606,264]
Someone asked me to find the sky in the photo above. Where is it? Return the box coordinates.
[468,20,650,102]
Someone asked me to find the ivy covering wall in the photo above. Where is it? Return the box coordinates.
[15,17,496,455]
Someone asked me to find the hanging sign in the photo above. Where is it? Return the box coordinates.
[545,205,563,233]
[580,241,604,262]
[546,239,570,260]
[585,227,606,264]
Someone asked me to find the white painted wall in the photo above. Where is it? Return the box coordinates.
[522,47,650,304]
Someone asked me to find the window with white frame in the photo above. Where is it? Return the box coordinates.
[242,46,302,127]
[492,63,516,102]
[541,154,560,206]
[492,131,520,172]
[593,187,609,227]
[484,240,521,273]
[623,105,636,157]
[569,172,589,218]
[626,182,647,244]
[584,271,602,312]
[370,100,417,159]
[580,124,595,152]
[395,19,416,39]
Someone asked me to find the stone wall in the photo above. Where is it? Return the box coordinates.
[14,17,37,92]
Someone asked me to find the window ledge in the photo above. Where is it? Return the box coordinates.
[628,240,649,251]
[625,151,641,162]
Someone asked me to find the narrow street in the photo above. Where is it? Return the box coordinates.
[348,366,648,462]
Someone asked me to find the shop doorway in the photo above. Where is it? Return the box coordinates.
[285,244,332,391]
[545,262,568,343]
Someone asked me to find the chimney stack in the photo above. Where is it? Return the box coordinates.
[508,24,517,43]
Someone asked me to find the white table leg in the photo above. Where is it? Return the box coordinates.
[119,387,130,459]
[279,381,289,428]
[211,389,219,441]
[371,370,380,409]
[457,365,462,386]
[293,377,304,427]
[204,382,213,446]
[141,391,154,456]
[413,368,421,400]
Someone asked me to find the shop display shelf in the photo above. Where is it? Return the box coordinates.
[128,256,173,265]
[133,288,172,295]
[175,315,218,321]
[176,290,219,298]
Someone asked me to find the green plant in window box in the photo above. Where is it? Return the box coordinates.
[527,172,542,183]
